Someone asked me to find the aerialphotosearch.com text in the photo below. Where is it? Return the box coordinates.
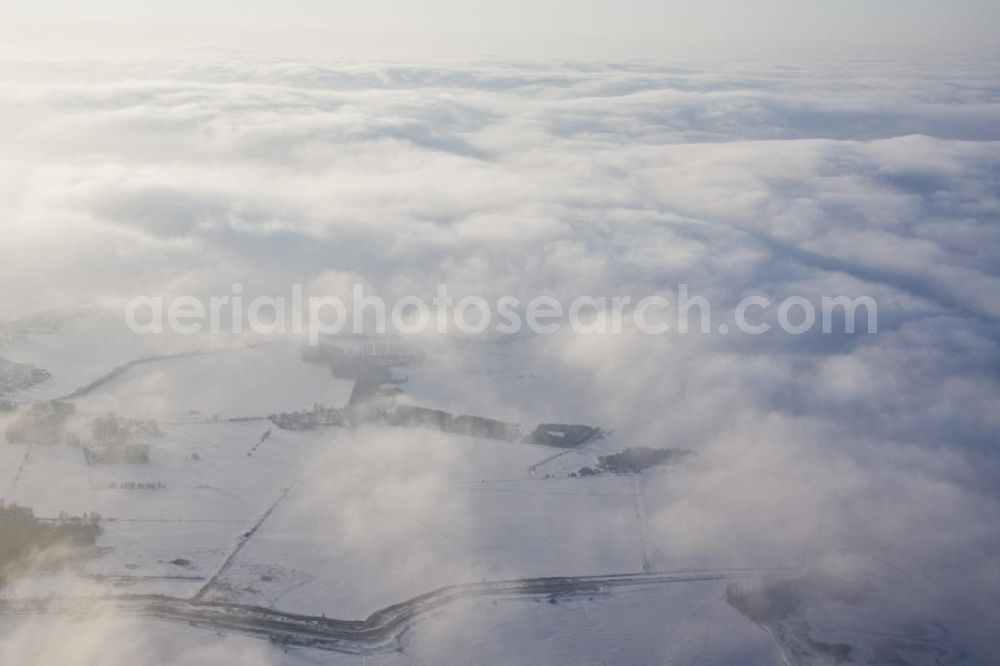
[124,283,878,345]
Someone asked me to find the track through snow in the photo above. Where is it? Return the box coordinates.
[193,486,292,602]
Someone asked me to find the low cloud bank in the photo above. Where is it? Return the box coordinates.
[1,55,999,660]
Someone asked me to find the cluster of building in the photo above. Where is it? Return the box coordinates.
[268,397,599,451]
[269,403,346,430]
[107,481,166,490]
[574,446,691,476]
[0,357,50,394]
[389,405,524,441]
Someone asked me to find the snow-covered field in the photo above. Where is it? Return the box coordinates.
[0,308,976,663]
[0,313,797,663]
[1,310,183,403]
[206,428,647,617]
[71,343,355,422]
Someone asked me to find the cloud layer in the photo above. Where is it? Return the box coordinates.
[2,55,1000,660]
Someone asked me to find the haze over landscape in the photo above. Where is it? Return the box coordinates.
[1,2,999,664]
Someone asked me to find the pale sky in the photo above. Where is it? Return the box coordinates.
[0,0,998,60]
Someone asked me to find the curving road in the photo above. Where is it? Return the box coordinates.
[0,567,794,653]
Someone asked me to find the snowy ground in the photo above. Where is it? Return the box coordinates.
[71,343,355,422]
[0,311,963,663]
[205,428,647,617]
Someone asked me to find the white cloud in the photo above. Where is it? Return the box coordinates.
[2,54,1000,660]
